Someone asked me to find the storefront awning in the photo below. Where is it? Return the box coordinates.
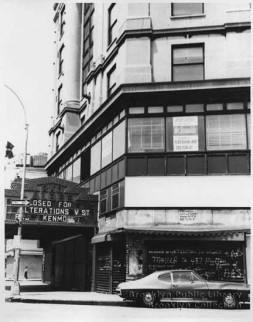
[107,226,250,240]
[91,233,108,244]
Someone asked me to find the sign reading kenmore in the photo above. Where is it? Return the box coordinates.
[22,199,95,225]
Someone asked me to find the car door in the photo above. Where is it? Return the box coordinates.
[171,271,209,302]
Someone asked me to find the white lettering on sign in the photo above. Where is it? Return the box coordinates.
[179,210,197,223]
[42,215,67,222]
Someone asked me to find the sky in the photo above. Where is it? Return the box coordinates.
[1,0,55,157]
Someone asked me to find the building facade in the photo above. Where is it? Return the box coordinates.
[45,3,251,293]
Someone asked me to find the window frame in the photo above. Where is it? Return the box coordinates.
[107,64,117,97]
[172,44,205,82]
[171,3,204,17]
[58,45,64,76]
[108,3,117,46]
[57,84,63,115]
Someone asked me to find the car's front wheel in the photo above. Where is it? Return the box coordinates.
[222,292,237,309]
[141,291,159,308]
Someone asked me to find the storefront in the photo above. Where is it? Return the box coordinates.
[92,225,250,293]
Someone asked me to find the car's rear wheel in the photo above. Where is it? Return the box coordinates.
[141,291,159,308]
[223,293,237,309]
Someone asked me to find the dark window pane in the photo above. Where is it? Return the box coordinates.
[185,104,204,113]
[118,159,125,179]
[106,167,112,186]
[127,158,146,176]
[228,155,249,174]
[147,157,165,175]
[172,3,204,16]
[187,155,205,174]
[167,156,185,175]
[90,179,95,194]
[101,171,106,188]
[112,163,118,182]
[81,148,91,181]
[95,175,100,192]
[167,105,184,113]
[173,65,204,81]
[208,155,227,174]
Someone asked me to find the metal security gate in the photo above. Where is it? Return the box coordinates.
[54,236,88,291]
[95,242,126,293]
[146,240,246,282]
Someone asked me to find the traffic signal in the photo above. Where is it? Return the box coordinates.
[5,141,14,159]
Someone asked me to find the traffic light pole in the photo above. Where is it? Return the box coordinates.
[4,85,29,295]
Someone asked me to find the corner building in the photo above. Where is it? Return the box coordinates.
[46,3,251,293]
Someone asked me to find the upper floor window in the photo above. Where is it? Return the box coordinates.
[128,118,165,152]
[108,3,117,46]
[57,85,63,114]
[60,5,65,37]
[107,65,116,97]
[56,132,60,152]
[82,3,94,87]
[171,3,204,16]
[172,45,204,81]
[59,45,64,76]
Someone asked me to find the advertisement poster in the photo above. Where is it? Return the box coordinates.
[173,116,199,151]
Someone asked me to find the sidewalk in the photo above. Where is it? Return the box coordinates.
[5,280,131,307]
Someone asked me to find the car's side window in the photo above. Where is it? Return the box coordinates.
[173,272,192,283]
[158,273,172,282]
[191,272,201,282]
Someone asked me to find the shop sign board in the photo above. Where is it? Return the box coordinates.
[21,199,96,226]
[173,116,198,151]
[179,210,197,223]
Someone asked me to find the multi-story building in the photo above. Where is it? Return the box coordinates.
[45,3,251,293]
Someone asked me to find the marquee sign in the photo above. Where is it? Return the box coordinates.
[22,199,96,226]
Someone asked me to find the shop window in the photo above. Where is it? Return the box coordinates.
[147,157,165,175]
[167,156,185,175]
[72,158,81,183]
[128,118,165,152]
[65,165,73,181]
[207,155,227,174]
[113,121,126,160]
[187,155,205,174]
[172,45,204,81]
[102,131,113,168]
[171,3,204,16]
[228,155,249,174]
[100,189,107,214]
[90,178,95,194]
[118,159,125,179]
[127,157,146,176]
[166,116,205,152]
[111,183,120,210]
[107,65,116,97]
[108,3,117,46]
[91,140,101,175]
[206,114,247,150]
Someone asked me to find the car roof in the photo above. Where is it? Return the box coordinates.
[154,270,194,274]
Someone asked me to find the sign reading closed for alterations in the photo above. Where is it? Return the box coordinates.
[173,116,198,151]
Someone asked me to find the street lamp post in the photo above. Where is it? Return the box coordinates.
[5,84,29,295]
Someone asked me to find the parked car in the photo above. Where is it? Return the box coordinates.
[116,270,250,309]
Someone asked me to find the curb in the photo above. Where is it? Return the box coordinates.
[6,297,133,307]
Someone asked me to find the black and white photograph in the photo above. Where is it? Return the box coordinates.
[2,1,252,321]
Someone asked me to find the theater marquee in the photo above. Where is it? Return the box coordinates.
[22,199,95,225]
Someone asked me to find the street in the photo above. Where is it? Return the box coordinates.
[2,302,252,322]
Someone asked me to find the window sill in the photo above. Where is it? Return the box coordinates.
[170,14,206,20]
[107,38,117,52]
